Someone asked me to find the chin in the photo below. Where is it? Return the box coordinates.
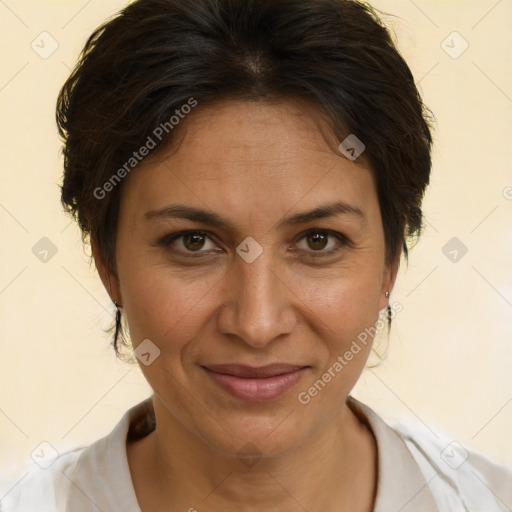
[194,407,313,461]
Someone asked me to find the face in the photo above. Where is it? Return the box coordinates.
[96,100,397,458]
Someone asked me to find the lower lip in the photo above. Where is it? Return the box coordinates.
[203,367,308,403]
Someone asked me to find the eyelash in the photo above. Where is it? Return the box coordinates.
[158,229,351,259]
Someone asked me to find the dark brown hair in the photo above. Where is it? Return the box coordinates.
[56,0,433,353]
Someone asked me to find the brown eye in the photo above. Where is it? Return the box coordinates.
[293,229,349,257]
[160,230,218,255]
[306,232,329,250]
[182,233,206,251]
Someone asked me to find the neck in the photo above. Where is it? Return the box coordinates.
[127,398,377,512]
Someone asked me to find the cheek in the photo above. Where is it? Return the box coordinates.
[289,260,383,387]
[291,258,383,330]
[117,253,224,351]
[314,293,378,379]
[293,274,381,411]
[118,265,221,400]
[120,253,383,353]
[116,247,214,375]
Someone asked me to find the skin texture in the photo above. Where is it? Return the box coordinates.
[93,100,399,511]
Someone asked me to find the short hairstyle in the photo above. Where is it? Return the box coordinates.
[56,0,433,353]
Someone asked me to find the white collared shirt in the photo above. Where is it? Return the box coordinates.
[2,397,511,511]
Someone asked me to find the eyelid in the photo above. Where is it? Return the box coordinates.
[158,230,220,254]
[290,229,351,256]
[158,228,351,256]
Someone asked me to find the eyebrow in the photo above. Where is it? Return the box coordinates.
[144,200,366,231]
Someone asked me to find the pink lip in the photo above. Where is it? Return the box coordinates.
[202,364,309,403]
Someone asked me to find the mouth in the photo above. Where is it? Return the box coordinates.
[201,364,310,403]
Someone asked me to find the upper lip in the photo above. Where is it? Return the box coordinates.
[202,364,307,378]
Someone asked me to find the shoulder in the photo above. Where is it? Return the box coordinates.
[0,448,84,512]
[1,399,151,512]
[392,420,512,512]
[348,396,512,512]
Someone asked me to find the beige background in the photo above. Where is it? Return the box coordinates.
[0,0,511,487]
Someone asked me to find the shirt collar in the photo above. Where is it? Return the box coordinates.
[348,396,438,512]
[68,396,439,512]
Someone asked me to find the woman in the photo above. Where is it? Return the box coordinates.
[2,0,510,510]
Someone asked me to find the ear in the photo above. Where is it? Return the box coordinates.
[91,237,122,305]
[379,251,400,310]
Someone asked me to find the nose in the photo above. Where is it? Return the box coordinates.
[217,250,297,349]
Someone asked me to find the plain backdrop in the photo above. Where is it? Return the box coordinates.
[0,0,511,486]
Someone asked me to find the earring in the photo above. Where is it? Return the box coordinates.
[114,301,122,348]
[385,291,390,298]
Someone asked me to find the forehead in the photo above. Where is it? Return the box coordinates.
[119,100,379,225]
[146,100,358,175]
